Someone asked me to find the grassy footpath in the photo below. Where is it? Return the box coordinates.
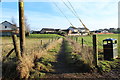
[62,39,93,72]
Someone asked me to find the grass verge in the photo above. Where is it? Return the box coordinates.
[98,59,120,73]
[63,39,93,72]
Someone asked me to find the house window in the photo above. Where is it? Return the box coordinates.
[5,26,7,28]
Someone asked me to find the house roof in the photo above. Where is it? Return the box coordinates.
[41,28,60,31]
[1,21,13,25]
[61,29,69,31]
[1,21,18,30]
[41,28,55,31]
[69,26,78,29]
[78,27,86,30]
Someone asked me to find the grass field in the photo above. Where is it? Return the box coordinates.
[29,34,63,38]
[1,34,63,58]
[76,34,118,48]
[69,34,120,56]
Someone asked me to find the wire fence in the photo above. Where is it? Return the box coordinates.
[67,35,104,50]
[67,35,105,62]
[2,36,61,59]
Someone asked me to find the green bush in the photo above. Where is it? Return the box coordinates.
[98,61,111,72]
[29,57,53,78]
[98,59,120,73]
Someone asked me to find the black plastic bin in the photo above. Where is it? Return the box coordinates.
[103,38,118,60]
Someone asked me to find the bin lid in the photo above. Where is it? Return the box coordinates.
[103,38,117,41]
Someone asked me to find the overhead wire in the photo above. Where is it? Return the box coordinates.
[61,0,90,31]
[61,0,78,19]
[52,2,74,27]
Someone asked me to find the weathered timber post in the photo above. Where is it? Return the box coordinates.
[3,48,15,62]
[41,40,42,45]
[76,37,78,42]
[19,0,25,56]
[93,35,98,67]
[12,35,21,59]
[82,38,84,48]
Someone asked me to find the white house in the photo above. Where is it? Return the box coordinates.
[0,21,19,36]
[78,27,89,35]
[67,26,89,35]
[68,26,79,33]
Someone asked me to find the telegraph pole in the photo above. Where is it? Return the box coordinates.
[19,0,25,56]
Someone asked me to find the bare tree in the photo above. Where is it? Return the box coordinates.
[11,16,17,27]
[11,16,30,36]
[11,17,18,31]
[24,16,30,36]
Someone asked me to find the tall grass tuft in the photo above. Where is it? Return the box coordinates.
[66,38,94,70]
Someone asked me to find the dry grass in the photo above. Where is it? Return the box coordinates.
[16,38,63,79]
[67,38,94,67]
[1,37,51,57]
[2,35,63,79]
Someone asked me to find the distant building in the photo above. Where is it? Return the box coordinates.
[102,30,109,33]
[40,28,60,34]
[94,30,102,33]
[68,26,79,33]
[109,28,116,31]
[39,26,89,36]
[67,26,89,35]
[117,28,120,31]
[61,29,69,33]
[31,31,41,34]
[78,27,89,35]
[0,21,19,36]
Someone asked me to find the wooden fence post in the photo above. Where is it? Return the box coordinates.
[76,37,78,42]
[41,40,42,45]
[19,0,25,56]
[12,35,21,59]
[3,48,15,62]
[82,38,84,48]
[93,35,98,67]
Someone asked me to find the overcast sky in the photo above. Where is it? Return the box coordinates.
[0,0,119,31]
